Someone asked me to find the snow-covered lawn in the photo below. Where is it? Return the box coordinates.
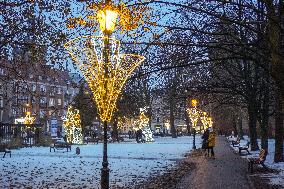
[0,136,201,188]
[228,136,284,187]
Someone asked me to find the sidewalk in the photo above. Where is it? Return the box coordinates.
[176,136,252,189]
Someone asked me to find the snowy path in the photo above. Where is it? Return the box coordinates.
[0,136,201,189]
[177,136,251,189]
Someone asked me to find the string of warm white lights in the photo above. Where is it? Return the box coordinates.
[24,112,36,125]
[62,106,83,144]
[64,36,145,122]
[186,99,214,131]
[186,108,199,129]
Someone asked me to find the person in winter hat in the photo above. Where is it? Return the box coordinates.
[207,130,216,158]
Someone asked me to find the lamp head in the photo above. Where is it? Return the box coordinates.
[97,9,118,34]
[191,99,198,107]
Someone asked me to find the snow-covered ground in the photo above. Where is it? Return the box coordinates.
[228,136,284,187]
[0,136,201,189]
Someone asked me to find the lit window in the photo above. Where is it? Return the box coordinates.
[0,68,5,75]
[57,87,62,94]
[40,97,46,104]
[12,108,17,115]
[40,109,46,118]
[0,97,3,108]
[57,98,62,106]
[49,98,55,106]
[40,85,46,92]
[32,84,37,92]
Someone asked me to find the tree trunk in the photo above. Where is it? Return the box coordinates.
[259,81,269,151]
[232,116,238,137]
[274,89,283,162]
[237,116,244,139]
[112,119,119,142]
[248,102,259,151]
[184,108,191,135]
[170,99,177,138]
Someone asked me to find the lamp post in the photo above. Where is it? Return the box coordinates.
[64,1,145,188]
[97,3,118,188]
[186,99,199,150]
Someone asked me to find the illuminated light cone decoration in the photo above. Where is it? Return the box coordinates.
[24,112,36,125]
[186,99,200,130]
[200,111,209,130]
[134,108,154,142]
[65,36,145,122]
[62,106,83,144]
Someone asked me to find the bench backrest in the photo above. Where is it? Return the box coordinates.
[246,141,250,148]
[259,149,268,162]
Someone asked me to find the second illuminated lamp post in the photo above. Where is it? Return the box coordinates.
[187,99,199,150]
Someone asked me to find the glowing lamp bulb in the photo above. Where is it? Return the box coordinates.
[191,99,198,107]
[97,9,118,33]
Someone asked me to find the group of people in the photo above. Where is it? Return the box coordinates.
[202,128,216,158]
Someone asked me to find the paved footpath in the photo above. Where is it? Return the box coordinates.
[176,136,252,189]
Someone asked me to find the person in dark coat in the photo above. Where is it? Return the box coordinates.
[202,129,210,155]
[128,130,132,139]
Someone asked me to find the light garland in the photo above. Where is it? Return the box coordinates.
[186,108,199,129]
[133,109,154,142]
[62,106,83,144]
[65,36,145,122]
[200,111,208,130]
[24,112,35,125]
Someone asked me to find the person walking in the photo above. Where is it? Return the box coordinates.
[201,129,210,156]
[208,130,216,158]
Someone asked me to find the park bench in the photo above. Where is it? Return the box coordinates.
[84,137,99,144]
[248,149,268,173]
[238,141,250,155]
[231,137,240,147]
[0,143,11,158]
[50,141,71,152]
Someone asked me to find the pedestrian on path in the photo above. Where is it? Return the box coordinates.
[202,129,209,156]
[208,130,216,157]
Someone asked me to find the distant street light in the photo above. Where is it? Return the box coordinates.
[186,99,199,150]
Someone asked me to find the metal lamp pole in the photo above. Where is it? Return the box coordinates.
[101,36,110,189]
[192,127,196,149]
[101,3,112,187]
[191,99,198,150]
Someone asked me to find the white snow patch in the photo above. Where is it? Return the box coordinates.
[0,136,202,188]
[228,136,284,187]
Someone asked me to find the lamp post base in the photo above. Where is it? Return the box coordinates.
[101,166,110,189]
[101,120,109,189]
[192,128,196,150]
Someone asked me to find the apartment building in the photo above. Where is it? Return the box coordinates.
[0,60,79,134]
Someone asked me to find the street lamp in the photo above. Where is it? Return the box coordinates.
[186,99,199,150]
[64,1,145,188]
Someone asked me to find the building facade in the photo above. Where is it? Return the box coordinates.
[0,60,79,135]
